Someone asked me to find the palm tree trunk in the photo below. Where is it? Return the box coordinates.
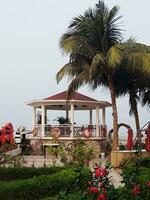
[130,92,141,147]
[108,75,118,150]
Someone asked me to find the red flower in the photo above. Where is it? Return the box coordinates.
[132,185,141,196]
[88,187,99,193]
[95,167,101,177]
[96,193,107,200]
[147,181,150,188]
[101,168,107,176]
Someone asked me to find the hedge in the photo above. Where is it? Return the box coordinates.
[42,191,90,200]
[139,167,150,183]
[138,157,150,168]
[0,166,64,182]
[0,167,91,200]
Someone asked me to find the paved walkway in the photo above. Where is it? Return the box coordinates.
[109,168,123,188]
[22,156,123,188]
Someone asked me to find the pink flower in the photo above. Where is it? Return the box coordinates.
[88,187,99,193]
[132,185,141,196]
[96,193,107,200]
[99,181,103,187]
[88,181,92,186]
[102,188,107,193]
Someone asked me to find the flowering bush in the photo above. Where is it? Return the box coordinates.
[119,158,150,200]
[87,162,115,200]
[132,185,141,196]
[86,160,150,200]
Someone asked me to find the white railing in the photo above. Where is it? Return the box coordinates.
[34,124,106,138]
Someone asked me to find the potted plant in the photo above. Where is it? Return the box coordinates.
[54,116,70,124]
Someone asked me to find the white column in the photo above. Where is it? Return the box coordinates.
[102,108,106,126]
[96,106,99,137]
[89,109,92,125]
[41,105,45,138]
[70,104,74,138]
[32,107,36,129]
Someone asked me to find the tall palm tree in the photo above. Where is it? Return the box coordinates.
[114,41,150,146]
[57,0,124,149]
[114,66,142,145]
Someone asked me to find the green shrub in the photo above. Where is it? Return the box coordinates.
[138,157,150,168]
[0,167,91,200]
[120,158,150,200]
[42,191,92,200]
[121,157,150,186]
[116,187,131,200]
[0,166,64,182]
[139,167,150,183]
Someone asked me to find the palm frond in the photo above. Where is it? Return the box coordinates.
[56,55,90,83]
[122,53,150,73]
[141,89,150,107]
[56,63,72,83]
[124,39,150,54]
[66,70,90,100]
[60,32,96,58]
[90,53,105,75]
[107,44,124,68]
[69,15,86,29]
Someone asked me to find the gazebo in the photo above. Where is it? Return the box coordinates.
[27,91,111,141]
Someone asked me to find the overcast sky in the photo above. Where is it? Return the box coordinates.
[0,0,150,134]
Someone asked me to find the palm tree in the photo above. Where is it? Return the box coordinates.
[114,66,142,145]
[57,0,124,149]
[114,41,150,146]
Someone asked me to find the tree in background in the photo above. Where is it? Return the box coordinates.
[57,0,124,149]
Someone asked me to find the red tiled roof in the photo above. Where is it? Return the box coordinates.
[43,91,97,102]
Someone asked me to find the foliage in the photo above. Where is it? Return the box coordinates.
[118,157,150,199]
[46,139,95,166]
[113,41,150,146]
[56,0,125,149]
[121,161,141,188]
[87,162,116,200]
[84,158,150,200]
[118,143,126,150]
[54,116,70,124]
[47,145,64,165]
[56,0,150,150]
[0,166,64,182]
[0,167,91,200]
[116,181,150,200]
[139,167,150,183]
[138,157,150,168]
[71,139,95,166]
[42,191,91,200]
